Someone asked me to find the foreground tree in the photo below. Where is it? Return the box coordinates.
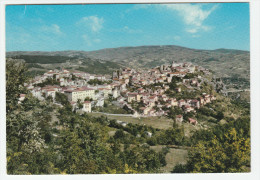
[6,60,28,112]
[173,128,250,173]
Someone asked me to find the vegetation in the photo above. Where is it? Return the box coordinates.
[12,55,76,64]
[55,92,70,106]
[172,108,250,173]
[26,63,44,69]
[77,60,121,75]
[6,60,167,174]
[88,79,112,85]
[6,60,28,112]
[222,76,250,90]
[35,77,60,87]
[25,70,45,78]
[6,59,250,174]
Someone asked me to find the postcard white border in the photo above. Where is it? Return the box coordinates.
[0,0,259,180]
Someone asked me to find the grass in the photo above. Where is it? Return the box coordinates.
[90,112,174,130]
[90,112,204,137]
[95,103,129,114]
[89,113,196,173]
[150,145,188,173]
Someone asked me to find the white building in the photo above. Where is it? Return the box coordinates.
[83,101,92,112]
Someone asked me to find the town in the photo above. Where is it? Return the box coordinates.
[21,61,216,125]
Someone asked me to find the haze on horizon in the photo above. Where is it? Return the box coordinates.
[6,3,250,52]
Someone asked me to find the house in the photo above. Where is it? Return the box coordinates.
[70,101,77,111]
[176,115,183,122]
[148,109,156,116]
[18,94,26,104]
[210,95,216,101]
[188,66,196,73]
[64,87,95,102]
[98,88,111,98]
[149,95,158,102]
[96,98,104,107]
[145,131,153,138]
[191,99,200,109]
[140,107,150,115]
[127,93,141,102]
[165,76,171,83]
[205,96,211,103]
[199,97,205,106]
[64,89,85,102]
[188,118,198,125]
[112,88,120,98]
[165,103,172,108]
[45,89,56,100]
[183,105,194,113]
[175,87,181,93]
[121,122,128,127]
[178,99,186,107]
[127,93,137,102]
[191,79,198,85]
[167,98,178,106]
[83,101,92,112]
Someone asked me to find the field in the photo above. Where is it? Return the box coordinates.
[150,145,188,173]
[89,112,203,137]
[90,112,173,129]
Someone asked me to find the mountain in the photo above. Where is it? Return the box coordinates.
[6,45,250,90]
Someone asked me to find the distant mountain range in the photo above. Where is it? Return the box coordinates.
[6,45,250,90]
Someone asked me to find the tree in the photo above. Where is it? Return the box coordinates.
[55,92,69,106]
[6,60,28,112]
[76,99,83,109]
[183,128,250,173]
[84,97,93,102]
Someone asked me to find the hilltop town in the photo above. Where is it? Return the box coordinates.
[20,61,218,125]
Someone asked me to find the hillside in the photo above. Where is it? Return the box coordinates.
[7,45,250,91]
[8,55,123,77]
[85,46,249,86]
[6,57,251,174]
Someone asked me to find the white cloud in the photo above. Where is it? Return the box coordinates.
[126,4,218,35]
[78,16,104,32]
[40,24,63,35]
[160,4,218,34]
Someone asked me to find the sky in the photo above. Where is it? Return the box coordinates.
[5,3,250,52]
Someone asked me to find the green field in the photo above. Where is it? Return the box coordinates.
[150,145,188,173]
[90,112,203,137]
[90,112,173,129]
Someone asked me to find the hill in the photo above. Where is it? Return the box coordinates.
[7,45,250,91]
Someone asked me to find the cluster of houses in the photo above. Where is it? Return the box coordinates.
[24,68,121,113]
[22,61,215,125]
[111,61,216,121]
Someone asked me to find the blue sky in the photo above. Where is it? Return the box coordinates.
[6,3,250,52]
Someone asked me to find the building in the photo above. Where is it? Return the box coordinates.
[176,115,183,122]
[188,118,198,125]
[64,89,87,102]
[64,87,95,102]
[127,93,140,102]
[96,98,104,107]
[44,89,56,100]
[112,88,119,98]
[83,101,92,112]
[18,94,26,104]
